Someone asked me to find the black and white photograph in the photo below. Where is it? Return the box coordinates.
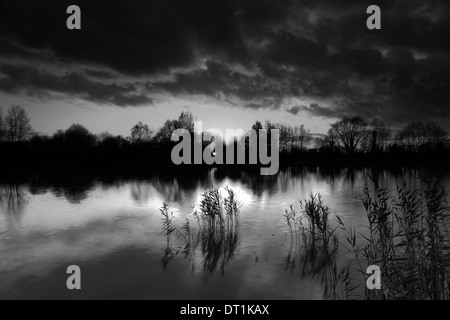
[1,0,450,304]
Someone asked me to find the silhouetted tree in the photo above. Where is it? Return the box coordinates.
[424,121,448,150]
[330,116,367,154]
[363,119,392,153]
[277,124,292,151]
[97,131,113,142]
[316,128,339,152]
[293,125,312,150]
[1,107,449,170]
[396,121,448,152]
[155,119,180,144]
[29,134,51,154]
[52,129,65,147]
[154,112,194,145]
[63,124,95,153]
[130,121,153,143]
[178,111,194,133]
[97,131,127,151]
[396,121,425,152]
[4,105,33,142]
[262,122,311,152]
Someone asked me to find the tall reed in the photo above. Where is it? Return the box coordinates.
[337,178,450,300]
[159,187,241,276]
[160,203,176,270]
[285,178,450,300]
[284,193,343,299]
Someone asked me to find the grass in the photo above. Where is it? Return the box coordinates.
[284,193,344,299]
[285,177,450,300]
[160,175,450,299]
[160,186,241,276]
[356,178,450,300]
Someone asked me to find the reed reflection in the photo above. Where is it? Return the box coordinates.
[160,187,241,277]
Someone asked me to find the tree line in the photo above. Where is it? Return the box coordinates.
[0,105,448,170]
[250,116,448,155]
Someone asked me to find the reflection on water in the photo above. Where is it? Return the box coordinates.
[161,187,241,277]
[0,184,28,217]
[284,194,344,299]
[0,166,449,299]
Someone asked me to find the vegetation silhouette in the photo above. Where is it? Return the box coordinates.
[284,194,343,300]
[284,177,450,300]
[0,105,449,172]
[160,187,241,277]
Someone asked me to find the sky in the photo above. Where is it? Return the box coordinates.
[0,0,449,137]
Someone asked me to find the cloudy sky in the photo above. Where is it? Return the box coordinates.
[0,0,449,136]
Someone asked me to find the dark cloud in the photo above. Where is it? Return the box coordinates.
[297,103,343,118]
[0,64,152,106]
[287,106,301,115]
[0,0,449,128]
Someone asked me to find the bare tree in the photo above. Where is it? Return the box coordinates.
[293,125,312,150]
[265,123,291,151]
[316,128,339,152]
[424,121,448,148]
[396,122,426,152]
[364,119,392,153]
[396,121,448,151]
[330,116,368,154]
[4,105,33,142]
[264,122,311,152]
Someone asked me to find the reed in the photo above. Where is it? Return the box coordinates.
[337,178,450,300]
[284,193,342,299]
[160,203,177,270]
[285,178,450,300]
[159,187,241,276]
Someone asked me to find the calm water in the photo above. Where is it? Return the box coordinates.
[1,166,449,300]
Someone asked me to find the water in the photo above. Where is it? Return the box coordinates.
[1,166,449,299]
